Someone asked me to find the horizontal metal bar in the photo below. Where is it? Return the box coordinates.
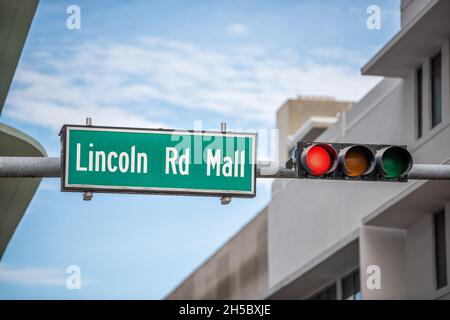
[1,157,450,180]
[0,157,60,178]
[408,164,450,180]
[256,161,297,178]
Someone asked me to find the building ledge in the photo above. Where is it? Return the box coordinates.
[0,0,39,113]
[361,0,450,77]
[0,123,46,260]
[286,116,338,152]
[263,230,359,300]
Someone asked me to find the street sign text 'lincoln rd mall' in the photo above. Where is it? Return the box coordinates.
[60,125,257,197]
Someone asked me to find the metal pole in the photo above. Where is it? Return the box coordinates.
[83,117,94,201]
[0,157,60,177]
[220,122,232,205]
[256,161,297,178]
[408,164,450,180]
[2,157,450,180]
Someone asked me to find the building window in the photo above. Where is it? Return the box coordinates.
[431,52,442,128]
[309,283,337,300]
[416,67,423,138]
[342,269,361,300]
[434,209,447,289]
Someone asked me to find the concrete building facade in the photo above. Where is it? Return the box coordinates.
[276,97,353,163]
[268,0,450,300]
[167,207,268,300]
[169,0,450,300]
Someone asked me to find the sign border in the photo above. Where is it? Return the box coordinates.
[60,124,257,198]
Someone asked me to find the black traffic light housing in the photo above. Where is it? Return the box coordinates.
[292,142,413,182]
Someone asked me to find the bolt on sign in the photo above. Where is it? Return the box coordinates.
[60,125,256,197]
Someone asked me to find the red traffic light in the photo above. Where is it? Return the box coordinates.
[300,143,337,176]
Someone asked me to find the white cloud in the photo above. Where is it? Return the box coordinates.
[0,265,95,287]
[309,46,367,66]
[0,265,65,287]
[5,37,381,132]
[226,23,251,37]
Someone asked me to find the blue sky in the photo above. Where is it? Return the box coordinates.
[0,0,400,299]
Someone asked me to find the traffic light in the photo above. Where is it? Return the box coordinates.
[291,142,413,182]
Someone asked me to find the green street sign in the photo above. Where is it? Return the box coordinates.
[60,125,256,197]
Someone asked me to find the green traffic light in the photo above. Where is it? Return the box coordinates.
[380,147,412,178]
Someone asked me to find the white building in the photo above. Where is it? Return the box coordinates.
[168,0,450,300]
[267,0,450,300]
